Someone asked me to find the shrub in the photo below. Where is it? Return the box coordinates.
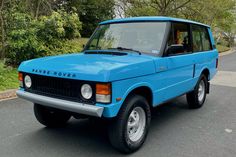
[51,38,88,55]
[5,10,82,66]
[5,12,45,66]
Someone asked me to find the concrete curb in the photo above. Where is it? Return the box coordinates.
[0,89,17,101]
[219,49,235,57]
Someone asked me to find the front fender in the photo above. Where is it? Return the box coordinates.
[97,78,154,118]
[120,82,153,103]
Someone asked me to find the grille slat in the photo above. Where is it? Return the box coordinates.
[24,73,95,105]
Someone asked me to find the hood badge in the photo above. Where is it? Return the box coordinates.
[32,69,76,78]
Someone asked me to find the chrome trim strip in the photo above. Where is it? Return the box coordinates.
[16,90,104,117]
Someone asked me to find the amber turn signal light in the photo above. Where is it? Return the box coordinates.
[18,72,23,81]
[96,83,111,95]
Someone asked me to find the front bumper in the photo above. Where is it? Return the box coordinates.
[16,90,104,117]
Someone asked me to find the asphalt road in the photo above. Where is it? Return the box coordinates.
[0,50,236,157]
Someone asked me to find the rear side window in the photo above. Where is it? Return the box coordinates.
[192,25,212,52]
[167,22,191,54]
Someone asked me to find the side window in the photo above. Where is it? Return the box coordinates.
[167,22,191,54]
[201,28,212,51]
[192,25,212,52]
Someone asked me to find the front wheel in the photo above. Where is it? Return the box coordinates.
[34,104,71,127]
[186,75,208,109]
[108,95,151,153]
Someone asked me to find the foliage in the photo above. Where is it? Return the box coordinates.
[0,0,235,67]
[5,10,44,66]
[117,0,236,47]
[0,38,88,91]
[4,6,82,66]
[216,45,231,53]
[49,38,88,55]
[55,0,115,37]
[79,0,115,37]
[38,10,82,46]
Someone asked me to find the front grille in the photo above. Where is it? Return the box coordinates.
[24,73,96,105]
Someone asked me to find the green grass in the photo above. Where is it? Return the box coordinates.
[216,45,230,53]
[0,60,18,91]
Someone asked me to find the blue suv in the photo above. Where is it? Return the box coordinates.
[17,16,218,153]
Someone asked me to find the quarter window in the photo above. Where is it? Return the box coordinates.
[192,25,211,52]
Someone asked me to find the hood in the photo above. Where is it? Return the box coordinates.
[18,52,156,82]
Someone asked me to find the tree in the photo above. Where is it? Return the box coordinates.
[117,0,193,17]
[0,0,7,59]
[25,0,54,19]
[0,0,53,59]
[117,0,236,46]
[54,0,115,37]
[2,1,82,66]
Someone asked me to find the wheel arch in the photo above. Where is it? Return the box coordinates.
[124,85,153,108]
[100,82,154,118]
[201,68,210,81]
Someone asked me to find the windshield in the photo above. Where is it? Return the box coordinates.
[85,22,167,54]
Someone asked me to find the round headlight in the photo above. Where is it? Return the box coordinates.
[24,75,32,88]
[81,84,92,99]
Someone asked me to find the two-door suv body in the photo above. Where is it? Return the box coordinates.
[17,16,218,153]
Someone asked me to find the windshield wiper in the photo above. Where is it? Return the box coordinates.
[108,47,142,55]
[84,51,127,56]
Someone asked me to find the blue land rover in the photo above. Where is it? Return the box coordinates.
[17,17,218,153]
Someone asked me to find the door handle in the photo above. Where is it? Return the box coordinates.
[159,66,167,71]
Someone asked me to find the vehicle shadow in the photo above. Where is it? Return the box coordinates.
[24,96,195,156]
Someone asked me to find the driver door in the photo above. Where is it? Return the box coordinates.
[155,22,195,102]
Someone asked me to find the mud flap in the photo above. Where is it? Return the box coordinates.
[206,82,210,94]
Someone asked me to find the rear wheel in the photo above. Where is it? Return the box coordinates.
[34,104,71,127]
[108,95,151,153]
[186,75,208,109]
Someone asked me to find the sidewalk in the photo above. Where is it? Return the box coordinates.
[0,89,17,101]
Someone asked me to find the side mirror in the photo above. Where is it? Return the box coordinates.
[166,44,184,55]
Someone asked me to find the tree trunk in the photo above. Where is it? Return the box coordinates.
[0,0,5,59]
[35,0,41,19]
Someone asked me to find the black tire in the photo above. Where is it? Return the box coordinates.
[108,95,151,153]
[34,104,71,127]
[186,74,208,109]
